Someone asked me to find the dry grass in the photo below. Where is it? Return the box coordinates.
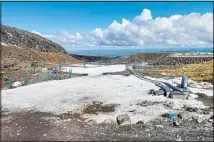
[83,101,116,115]
[175,61,213,82]
[1,45,81,88]
[1,45,80,65]
[136,61,213,82]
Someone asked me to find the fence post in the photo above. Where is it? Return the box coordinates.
[36,73,40,83]
[8,76,12,89]
[47,71,50,81]
[44,71,47,81]
[24,75,28,85]
[56,71,59,80]
[68,69,72,78]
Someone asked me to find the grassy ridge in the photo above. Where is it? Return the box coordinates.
[175,61,213,82]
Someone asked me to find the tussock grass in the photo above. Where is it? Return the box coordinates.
[175,61,213,82]
[136,61,213,82]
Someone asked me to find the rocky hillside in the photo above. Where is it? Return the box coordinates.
[1,25,80,88]
[1,24,65,52]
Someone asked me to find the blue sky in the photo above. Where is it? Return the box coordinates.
[2,2,213,49]
[2,2,213,33]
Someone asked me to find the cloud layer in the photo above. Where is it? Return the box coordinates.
[33,9,213,48]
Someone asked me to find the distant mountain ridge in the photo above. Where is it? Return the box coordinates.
[1,24,65,53]
[70,54,110,62]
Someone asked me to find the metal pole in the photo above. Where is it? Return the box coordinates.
[24,75,28,85]
[68,69,72,78]
[8,76,12,89]
[56,71,59,80]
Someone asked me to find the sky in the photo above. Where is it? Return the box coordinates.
[2,2,213,49]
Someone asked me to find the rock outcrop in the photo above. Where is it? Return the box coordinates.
[1,24,65,53]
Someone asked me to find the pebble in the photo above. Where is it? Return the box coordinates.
[43,134,47,136]
[156,125,164,128]
[197,118,203,124]
[17,133,20,136]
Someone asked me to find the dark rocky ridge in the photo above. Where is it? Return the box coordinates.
[110,53,213,65]
[151,56,213,65]
[1,24,65,53]
[70,54,110,62]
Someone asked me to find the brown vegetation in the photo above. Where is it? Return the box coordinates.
[175,61,213,82]
[137,61,213,82]
[1,45,80,88]
[83,101,116,115]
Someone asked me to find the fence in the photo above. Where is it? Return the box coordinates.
[7,69,72,89]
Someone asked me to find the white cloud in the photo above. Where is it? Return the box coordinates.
[134,8,153,22]
[32,30,41,36]
[32,30,56,39]
[33,9,213,48]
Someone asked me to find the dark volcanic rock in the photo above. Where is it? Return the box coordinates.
[151,56,213,65]
[1,24,65,53]
[70,54,110,62]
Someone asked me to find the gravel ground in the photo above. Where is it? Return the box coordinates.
[1,107,213,141]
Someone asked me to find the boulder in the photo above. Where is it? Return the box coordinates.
[173,120,181,126]
[116,114,131,125]
[177,113,183,119]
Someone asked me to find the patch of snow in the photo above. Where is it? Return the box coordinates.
[12,81,22,88]
[144,76,213,97]
[69,64,126,76]
[2,64,208,124]
[61,67,72,73]
[7,32,13,37]
[71,64,100,67]
[1,42,8,46]
[13,45,22,49]
[188,93,198,99]
[188,87,213,97]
